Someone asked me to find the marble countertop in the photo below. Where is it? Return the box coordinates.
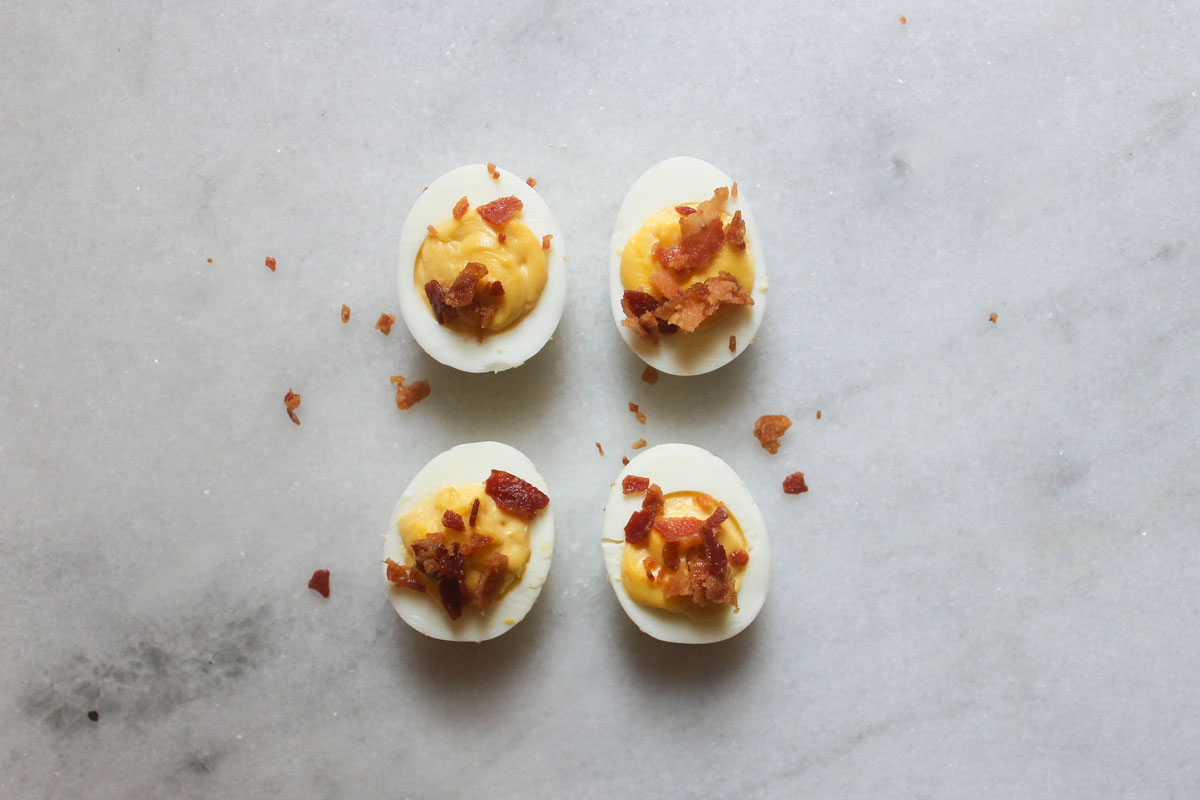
[2,2,1198,797]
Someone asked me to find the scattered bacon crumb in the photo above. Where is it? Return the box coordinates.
[729,549,750,567]
[754,414,792,454]
[674,205,696,216]
[624,509,654,545]
[423,186,428,192]
[497,232,507,244]
[641,365,659,384]
[816,410,822,420]
[629,402,646,424]
[724,210,746,250]
[284,389,301,426]
[526,177,537,187]
[731,181,739,199]
[452,196,469,220]
[426,224,440,239]
[662,272,753,333]
[989,312,998,323]
[632,439,647,449]
[595,442,604,456]
[783,472,809,494]
[654,187,729,272]
[653,516,703,543]
[442,509,465,532]
[384,559,425,592]
[206,258,212,263]
[900,15,907,24]
[486,162,499,179]
[341,304,350,323]
[307,569,330,598]
[265,257,276,272]
[729,335,737,353]
[542,234,552,250]
[469,498,480,527]
[489,281,505,296]
[462,532,493,556]
[643,557,657,582]
[375,313,395,335]
[445,262,488,308]
[477,195,523,227]
[622,456,629,465]
[485,469,549,517]
[472,552,509,609]
[390,376,431,410]
[622,475,650,494]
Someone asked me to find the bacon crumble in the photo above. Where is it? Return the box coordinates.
[426,224,441,239]
[724,210,746,250]
[452,196,469,220]
[497,232,507,243]
[622,475,650,494]
[622,456,629,465]
[783,472,809,494]
[265,256,276,272]
[390,376,431,410]
[754,415,792,454]
[595,442,605,456]
[729,334,737,353]
[485,469,549,517]
[817,410,822,420]
[468,497,480,528]
[384,559,425,592]
[632,438,647,449]
[989,312,998,323]
[654,187,729,273]
[446,263,488,308]
[728,549,749,567]
[629,402,647,424]
[526,177,537,187]
[375,313,395,335]
[442,509,466,532]
[486,162,500,180]
[542,234,552,250]
[307,569,330,598]
[284,389,301,425]
[641,365,659,384]
[477,195,523,227]
[341,304,350,323]
[472,552,508,609]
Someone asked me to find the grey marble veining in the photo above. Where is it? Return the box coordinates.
[2,1,1198,797]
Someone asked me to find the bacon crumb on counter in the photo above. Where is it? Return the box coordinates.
[375,313,395,335]
[206,258,212,263]
[308,569,330,598]
[622,456,629,465]
[477,195,523,227]
[452,196,469,220]
[783,472,809,494]
[469,497,480,528]
[641,365,659,384]
[341,304,350,323]
[485,469,549,517]
[384,559,425,592]
[632,438,647,450]
[526,176,537,187]
[595,442,605,456]
[622,475,650,494]
[390,376,431,410]
[754,414,792,454]
[989,312,998,323]
[629,402,646,424]
[442,509,466,532]
[816,410,822,420]
[729,335,737,353]
[542,234,552,250]
[284,389,301,425]
[900,15,907,24]
[731,181,739,198]
[265,257,276,272]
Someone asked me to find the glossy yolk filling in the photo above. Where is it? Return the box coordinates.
[399,484,530,600]
[621,491,748,617]
[415,209,547,334]
[620,205,754,302]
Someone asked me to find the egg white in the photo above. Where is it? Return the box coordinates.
[601,443,770,644]
[397,164,567,373]
[608,156,768,376]
[384,441,554,642]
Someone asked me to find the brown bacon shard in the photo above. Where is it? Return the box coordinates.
[472,552,509,610]
[439,578,465,620]
[425,280,449,323]
[729,334,737,353]
[652,516,703,543]
[497,232,506,244]
[307,568,330,597]
[629,402,646,424]
[641,365,659,384]
[442,509,465,532]
[674,205,696,216]
[375,313,395,335]
[632,439,647,450]
[643,482,664,515]
[700,506,730,576]
[445,262,488,308]
[462,532,493,556]
[476,196,523,227]
[685,545,737,607]
[411,536,465,581]
[621,456,629,465]
[542,234,552,250]
[489,280,505,296]
[265,256,277,272]
[485,469,549,517]
[662,570,689,597]
[426,224,440,240]
[622,475,650,494]
[341,304,351,323]
[729,549,750,567]
[662,540,681,571]
[624,509,654,545]
[284,389,301,425]
[526,176,537,187]
[783,472,809,494]
[595,442,605,457]
[391,376,431,410]
[384,558,425,592]
[486,162,500,180]
[725,209,746,249]
[452,196,469,220]
[468,497,480,527]
[661,271,753,333]
[654,187,730,272]
[649,269,683,300]
[754,414,792,454]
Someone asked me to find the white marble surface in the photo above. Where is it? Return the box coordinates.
[2,1,1198,797]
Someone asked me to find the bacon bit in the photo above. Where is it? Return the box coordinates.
[485,469,549,517]
[477,195,523,227]
[412,536,466,582]
[423,186,428,192]
[542,234,552,250]
[654,187,729,272]
[284,389,301,425]
[662,571,690,597]
[341,304,350,323]
[438,579,465,620]
[206,258,212,263]
[391,376,431,410]
[265,257,276,272]
[375,313,395,335]
[446,262,488,308]
[384,559,425,592]
[729,334,737,353]
[683,543,737,607]
[307,569,330,597]
[725,210,746,249]
[622,475,650,494]
[692,493,718,512]
[452,196,469,220]
[816,410,822,420]
[442,509,465,532]
[731,181,739,199]
[650,269,683,300]
[620,289,663,343]
[643,483,664,515]
[526,176,537,187]
[729,549,749,567]
[426,224,440,240]
[899,15,907,24]
[595,442,604,456]
[629,402,647,424]
[641,365,659,384]
[462,532,493,556]
[469,497,480,528]
[653,516,703,543]
[674,205,696,216]
[754,415,792,454]
[632,438,647,449]
[783,472,809,494]
[489,280,505,296]
[661,271,753,333]
[662,540,681,571]
[643,557,657,582]
[497,232,507,244]
[624,509,654,545]
[424,281,449,324]
[622,456,629,465]
[472,552,508,609]
[989,312,998,323]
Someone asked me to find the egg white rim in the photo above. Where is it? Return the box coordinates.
[601,443,770,644]
[384,441,555,642]
[397,164,567,373]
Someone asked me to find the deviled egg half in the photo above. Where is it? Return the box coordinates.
[601,443,769,643]
[609,156,768,376]
[397,164,567,373]
[384,441,554,642]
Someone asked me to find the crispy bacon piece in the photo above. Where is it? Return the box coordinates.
[632,439,647,450]
[497,232,506,244]
[391,376,431,410]
[684,545,737,607]
[724,210,746,249]
[485,469,549,517]
[989,312,998,323]
[621,456,629,465]
[662,540,681,571]
[654,187,729,272]
[526,176,537,187]
[489,280,505,296]
[265,256,276,272]
[284,389,301,425]
[426,224,440,240]
[641,365,659,384]
[662,571,689,597]
[729,334,736,353]
[643,557,657,582]
[486,162,499,179]
[620,290,662,343]
[452,196,469,220]
[542,234,552,250]
[476,195,523,227]
[729,549,749,567]
[624,509,654,545]
[652,516,703,543]
[622,475,650,494]
[649,269,682,300]
[472,552,509,609]
[783,472,809,494]
[461,533,493,556]
[674,205,696,216]
[754,414,792,454]
[384,559,425,592]
[469,497,480,527]
[692,493,718,512]
[442,509,465,532]
[661,271,753,333]
[411,536,466,581]
[700,506,730,576]
[439,579,465,620]
[307,569,330,597]
[375,313,395,335]
[341,304,350,323]
[816,410,822,420]
[629,402,646,424]
[445,262,488,308]
[425,280,449,323]
[595,442,604,456]
[643,483,664,515]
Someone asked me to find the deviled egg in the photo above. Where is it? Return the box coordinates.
[384,441,554,642]
[397,164,567,373]
[601,443,769,643]
[609,156,767,376]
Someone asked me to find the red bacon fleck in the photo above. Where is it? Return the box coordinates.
[390,376,431,410]
[341,304,350,323]
[542,234,552,250]
[477,196,523,227]
[783,472,809,494]
[595,442,605,456]
[445,262,488,308]
[652,516,703,542]
[485,469,549,517]
[489,280,505,296]
[526,176,537,187]
[662,540,681,571]
[384,559,425,592]
[641,365,659,384]
[729,549,750,567]
[452,196,469,220]
[622,456,629,465]
[307,569,330,598]
[442,509,465,531]
[674,205,696,216]
[284,389,301,426]
[439,579,465,620]
[265,256,276,272]
[424,280,449,324]
[629,402,646,424]
[729,334,737,353]
[469,497,480,527]
[375,313,395,335]
[622,475,650,494]
[725,209,746,250]
[754,415,792,454]
[624,509,654,545]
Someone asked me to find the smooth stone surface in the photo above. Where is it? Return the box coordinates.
[1,2,1197,797]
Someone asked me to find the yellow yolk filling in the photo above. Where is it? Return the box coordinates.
[621,491,749,617]
[415,209,547,334]
[399,483,531,601]
[620,205,755,301]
